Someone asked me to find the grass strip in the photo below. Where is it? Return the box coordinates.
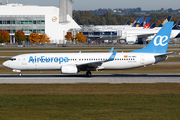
[0,84,180,120]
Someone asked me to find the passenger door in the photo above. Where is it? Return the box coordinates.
[22,56,27,65]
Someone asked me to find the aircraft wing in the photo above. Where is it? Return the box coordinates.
[77,49,118,70]
[136,33,156,39]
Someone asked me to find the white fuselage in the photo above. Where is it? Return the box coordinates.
[3,52,158,72]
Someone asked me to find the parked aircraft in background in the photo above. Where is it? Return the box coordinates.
[3,22,174,77]
[119,19,180,44]
[94,17,146,31]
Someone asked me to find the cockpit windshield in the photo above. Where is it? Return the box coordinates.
[9,58,16,61]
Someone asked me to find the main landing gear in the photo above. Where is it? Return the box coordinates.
[86,71,92,77]
[19,73,22,77]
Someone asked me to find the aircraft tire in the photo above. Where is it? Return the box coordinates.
[86,71,92,77]
[19,73,22,77]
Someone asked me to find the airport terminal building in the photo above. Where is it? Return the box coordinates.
[0,0,80,44]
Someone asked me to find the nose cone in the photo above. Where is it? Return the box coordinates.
[2,61,9,68]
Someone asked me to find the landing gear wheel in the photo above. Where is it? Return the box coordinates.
[86,71,92,77]
[19,73,22,77]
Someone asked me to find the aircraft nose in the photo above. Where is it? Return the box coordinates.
[2,61,9,67]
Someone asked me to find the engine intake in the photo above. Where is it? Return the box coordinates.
[61,65,78,74]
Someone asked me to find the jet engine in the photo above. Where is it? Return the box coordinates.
[61,65,78,74]
[126,36,137,44]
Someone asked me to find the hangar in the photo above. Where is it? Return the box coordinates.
[0,0,80,44]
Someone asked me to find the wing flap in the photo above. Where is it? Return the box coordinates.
[77,49,118,69]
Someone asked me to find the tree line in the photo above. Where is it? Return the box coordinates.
[73,11,180,26]
[65,32,86,43]
[0,30,50,45]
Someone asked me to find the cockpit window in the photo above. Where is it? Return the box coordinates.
[9,58,16,61]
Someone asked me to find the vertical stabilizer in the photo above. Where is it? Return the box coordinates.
[158,16,172,27]
[131,22,174,54]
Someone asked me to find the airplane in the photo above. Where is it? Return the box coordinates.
[94,16,169,32]
[3,22,174,77]
[94,17,144,30]
[119,19,180,44]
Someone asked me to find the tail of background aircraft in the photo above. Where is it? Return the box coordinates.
[172,19,180,30]
[131,17,141,26]
[131,22,174,54]
[149,23,156,29]
[158,16,172,27]
[125,21,130,25]
[139,17,151,27]
[143,17,151,26]
[143,23,150,29]
[132,17,144,27]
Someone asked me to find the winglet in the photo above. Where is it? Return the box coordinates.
[109,47,114,53]
[107,49,118,61]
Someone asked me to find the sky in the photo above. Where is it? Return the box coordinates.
[2,0,180,11]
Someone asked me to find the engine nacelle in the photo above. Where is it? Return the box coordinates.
[61,65,78,74]
[126,36,137,44]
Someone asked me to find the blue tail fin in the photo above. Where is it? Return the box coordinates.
[139,17,151,27]
[131,22,174,54]
[125,21,130,25]
[138,17,144,24]
[131,17,140,25]
[143,17,151,26]
[132,17,144,27]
